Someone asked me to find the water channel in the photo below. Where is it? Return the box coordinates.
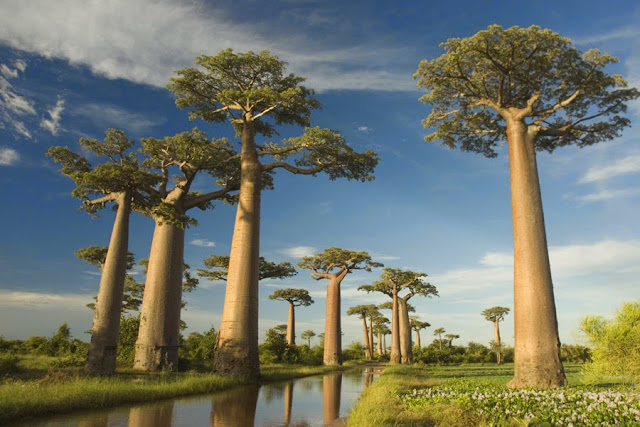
[13,365,383,427]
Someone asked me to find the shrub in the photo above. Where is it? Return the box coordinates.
[0,354,19,375]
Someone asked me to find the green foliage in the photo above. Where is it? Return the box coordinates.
[560,344,591,364]
[300,329,316,346]
[579,301,640,383]
[0,354,19,376]
[415,25,640,157]
[259,325,300,364]
[343,341,366,361]
[347,304,379,319]
[116,315,140,367]
[179,326,217,369]
[74,245,135,270]
[359,267,437,300]
[481,306,510,323]
[198,254,297,281]
[298,247,383,276]
[268,288,313,306]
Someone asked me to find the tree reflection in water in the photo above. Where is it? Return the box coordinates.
[210,385,259,426]
[322,372,342,424]
[128,402,174,427]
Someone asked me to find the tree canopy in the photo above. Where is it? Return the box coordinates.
[482,306,511,323]
[414,24,639,157]
[359,268,438,300]
[298,247,383,279]
[268,288,313,307]
[197,254,297,281]
[347,304,379,319]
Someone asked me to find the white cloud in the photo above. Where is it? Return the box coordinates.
[0,59,36,138]
[369,252,400,261]
[579,154,640,183]
[190,238,216,248]
[572,26,640,45]
[0,0,414,92]
[0,146,20,166]
[479,252,512,267]
[357,126,372,133]
[0,290,94,309]
[281,245,317,258]
[566,187,640,203]
[40,98,65,135]
[73,103,164,134]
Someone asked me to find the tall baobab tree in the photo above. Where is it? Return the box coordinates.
[346,304,378,359]
[169,49,379,378]
[301,330,316,348]
[269,288,314,345]
[415,25,639,387]
[445,333,460,347]
[433,328,446,351]
[134,129,238,372]
[359,268,437,364]
[373,315,390,356]
[410,317,430,349]
[482,306,510,364]
[298,248,382,365]
[48,129,158,374]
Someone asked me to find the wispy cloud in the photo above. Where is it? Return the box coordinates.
[190,238,216,248]
[0,0,415,92]
[0,290,94,309]
[40,98,65,135]
[565,187,640,203]
[281,246,317,258]
[579,154,640,183]
[72,103,164,134]
[357,125,372,133]
[0,59,36,138]
[572,26,640,46]
[0,146,20,166]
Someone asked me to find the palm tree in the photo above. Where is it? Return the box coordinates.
[433,327,445,351]
[301,330,316,348]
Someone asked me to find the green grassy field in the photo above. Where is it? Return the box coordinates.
[348,363,639,426]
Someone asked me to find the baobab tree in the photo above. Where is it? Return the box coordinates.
[301,330,316,348]
[359,268,437,364]
[482,306,510,364]
[346,304,378,359]
[298,248,382,365]
[415,25,639,388]
[169,49,379,378]
[433,328,446,351]
[48,129,158,374]
[373,315,390,356]
[445,333,460,347]
[269,288,314,345]
[134,129,238,372]
[410,317,430,349]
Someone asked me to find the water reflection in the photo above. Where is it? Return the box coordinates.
[129,402,174,427]
[284,382,293,425]
[322,373,342,424]
[210,385,259,426]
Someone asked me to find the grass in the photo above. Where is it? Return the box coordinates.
[347,363,631,427]
[0,359,372,425]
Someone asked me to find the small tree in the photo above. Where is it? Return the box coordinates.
[269,288,314,345]
[301,330,316,348]
[415,24,639,388]
[372,314,390,356]
[298,248,382,365]
[169,49,379,379]
[433,328,446,351]
[346,305,378,359]
[48,129,158,374]
[482,306,510,364]
[410,317,430,349]
[445,333,460,347]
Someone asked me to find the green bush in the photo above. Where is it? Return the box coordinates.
[579,300,640,383]
[0,354,19,375]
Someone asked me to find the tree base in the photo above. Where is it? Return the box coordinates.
[213,339,259,379]
[133,344,179,372]
[507,363,567,388]
[85,345,117,375]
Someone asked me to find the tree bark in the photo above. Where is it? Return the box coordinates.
[398,299,412,364]
[368,316,374,359]
[505,119,567,388]
[362,317,371,359]
[382,334,386,355]
[134,219,185,371]
[214,121,262,378]
[287,302,295,346]
[377,332,382,355]
[85,192,131,374]
[323,273,344,365]
[494,320,502,365]
[416,330,421,349]
[390,283,401,363]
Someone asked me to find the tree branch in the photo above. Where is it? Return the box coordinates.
[261,162,326,175]
[532,89,581,123]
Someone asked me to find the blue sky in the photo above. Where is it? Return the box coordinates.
[1,0,639,349]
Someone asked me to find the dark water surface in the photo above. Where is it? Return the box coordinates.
[14,366,382,426]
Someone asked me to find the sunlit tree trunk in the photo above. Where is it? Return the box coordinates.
[376,332,382,355]
[86,192,131,374]
[134,219,185,371]
[398,299,412,364]
[322,373,342,424]
[382,334,387,355]
[214,121,262,378]
[390,283,401,363]
[287,302,295,346]
[361,317,371,359]
[494,320,502,364]
[416,330,421,349]
[368,316,374,359]
[506,119,566,388]
[324,272,345,365]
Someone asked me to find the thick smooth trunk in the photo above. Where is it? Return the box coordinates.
[86,193,131,374]
[324,275,343,365]
[322,373,342,424]
[494,321,502,364]
[506,120,566,388]
[398,299,412,364]
[362,317,371,359]
[416,330,421,349]
[376,332,382,355]
[382,334,386,355]
[134,219,185,371]
[368,317,374,358]
[214,122,262,378]
[287,302,295,346]
[390,285,401,363]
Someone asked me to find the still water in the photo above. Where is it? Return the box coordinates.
[15,366,382,427]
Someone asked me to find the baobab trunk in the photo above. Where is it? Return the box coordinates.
[494,320,502,365]
[287,302,295,346]
[398,299,412,364]
[214,121,262,378]
[134,219,185,371]
[416,330,421,349]
[361,317,371,359]
[377,331,382,355]
[390,284,401,363]
[368,316,374,359]
[506,119,566,388]
[324,274,343,365]
[86,193,131,374]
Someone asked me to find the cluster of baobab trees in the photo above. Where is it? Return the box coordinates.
[50,23,639,390]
